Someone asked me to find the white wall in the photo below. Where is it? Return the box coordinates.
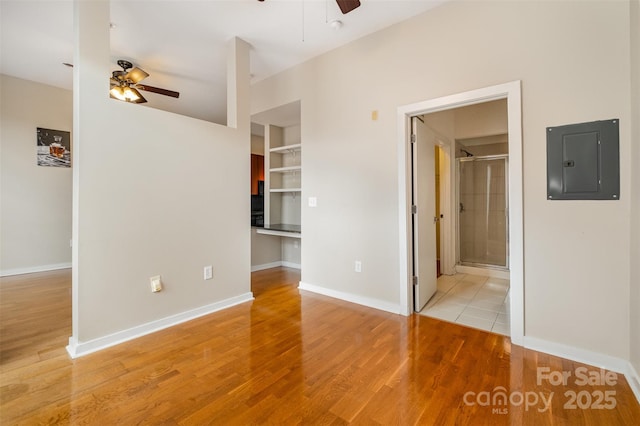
[250,229,281,269]
[251,0,634,360]
[454,100,508,140]
[0,75,72,275]
[423,109,454,141]
[251,134,264,155]
[629,0,640,378]
[70,1,251,353]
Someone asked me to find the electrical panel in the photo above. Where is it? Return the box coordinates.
[546,119,619,200]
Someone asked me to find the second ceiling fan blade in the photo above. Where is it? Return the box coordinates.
[136,84,180,98]
[336,0,360,14]
[124,67,149,84]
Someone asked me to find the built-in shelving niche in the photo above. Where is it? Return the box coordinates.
[251,100,302,256]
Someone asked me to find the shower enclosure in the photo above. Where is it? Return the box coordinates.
[457,155,509,269]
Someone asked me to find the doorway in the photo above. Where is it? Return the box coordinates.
[397,81,524,346]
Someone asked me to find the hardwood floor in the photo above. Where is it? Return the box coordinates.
[1,267,639,425]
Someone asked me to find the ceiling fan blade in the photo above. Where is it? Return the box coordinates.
[336,0,360,14]
[136,84,180,99]
[124,67,149,84]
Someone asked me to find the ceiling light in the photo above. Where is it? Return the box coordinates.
[329,20,343,30]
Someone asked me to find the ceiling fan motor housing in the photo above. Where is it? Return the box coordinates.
[117,59,133,71]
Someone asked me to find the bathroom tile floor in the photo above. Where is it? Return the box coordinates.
[419,273,510,336]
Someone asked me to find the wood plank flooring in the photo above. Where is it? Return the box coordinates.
[1,267,639,424]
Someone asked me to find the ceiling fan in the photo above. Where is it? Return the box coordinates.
[109,60,180,104]
[257,0,361,15]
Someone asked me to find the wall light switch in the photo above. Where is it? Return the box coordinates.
[355,261,362,273]
[204,265,213,280]
[308,197,317,207]
[150,275,162,293]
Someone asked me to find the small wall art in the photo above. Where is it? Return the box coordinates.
[37,127,71,168]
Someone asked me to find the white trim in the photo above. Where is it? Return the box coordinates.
[525,336,640,404]
[625,362,640,404]
[0,263,72,277]
[281,261,301,269]
[524,336,630,373]
[455,265,510,280]
[251,260,302,272]
[439,141,456,276]
[299,281,401,315]
[396,81,524,346]
[66,292,254,358]
[251,261,301,272]
[251,261,285,272]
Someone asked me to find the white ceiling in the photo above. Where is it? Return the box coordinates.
[1,0,445,125]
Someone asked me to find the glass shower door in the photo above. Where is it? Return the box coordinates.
[458,156,508,268]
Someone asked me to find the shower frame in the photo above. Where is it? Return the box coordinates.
[456,154,509,270]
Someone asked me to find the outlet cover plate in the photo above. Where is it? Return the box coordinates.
[204,265,213,280]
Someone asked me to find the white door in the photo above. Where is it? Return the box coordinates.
[412,116,437,312]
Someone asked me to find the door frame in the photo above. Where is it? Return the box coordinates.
[397,81,524,346]
[434,134,455,276]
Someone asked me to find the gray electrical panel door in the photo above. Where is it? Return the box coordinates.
[547,119,619,200]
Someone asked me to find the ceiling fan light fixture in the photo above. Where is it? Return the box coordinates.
[109,86,126,101]
[110,86,147,103]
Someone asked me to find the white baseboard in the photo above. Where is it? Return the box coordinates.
[251,261,284,272]
[624,362,640,404]
[281,261,301,270]
[298,281,401,315]
[66,292,254,358]
[0,262,72,277]
[524,336,640,404]
[251,261,301,272]
[455,264,509,279]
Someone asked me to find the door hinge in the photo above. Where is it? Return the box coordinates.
[412,276,418,285]
[411,205,417,214]
[410,134,416,144]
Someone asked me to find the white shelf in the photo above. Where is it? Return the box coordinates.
[256,229,302,239]
[270,166,302,173]
[270,143,301,154]
[270,188,301,193]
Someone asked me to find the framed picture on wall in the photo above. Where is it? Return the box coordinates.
[37,127,71,168]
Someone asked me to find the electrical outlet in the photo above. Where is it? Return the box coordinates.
[150,275,162,293]
[204,265,213,280]
[308,197,317,207]
[355,261,362,273]
[294,240,299,249]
